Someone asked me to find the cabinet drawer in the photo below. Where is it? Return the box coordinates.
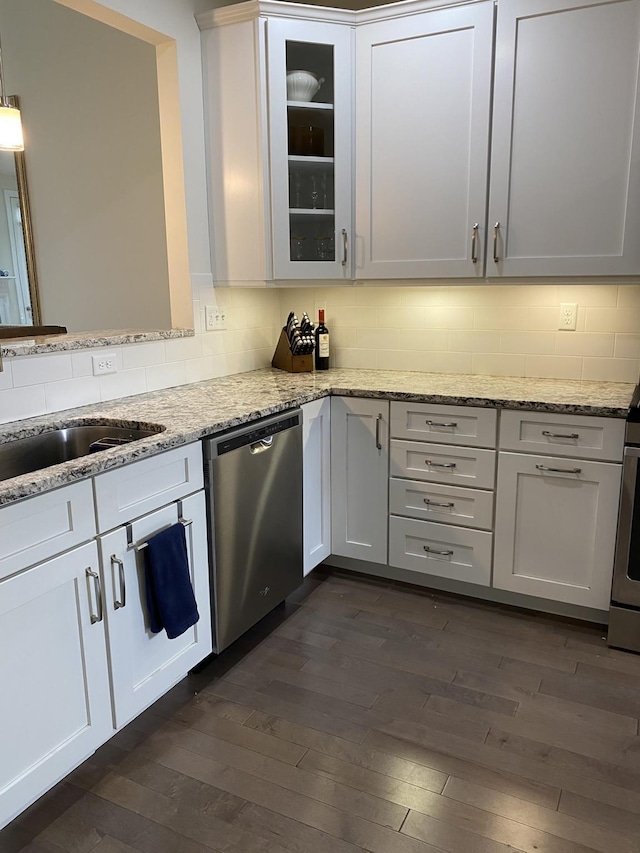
[391,402,496,448]
[389,515,492,586]
[0,481,96,580]
[499,410,625,462]
[94,443,204,533]
[390,439,495,490]
[389,478,493,530]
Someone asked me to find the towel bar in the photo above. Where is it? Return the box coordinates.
[127,516,192,552]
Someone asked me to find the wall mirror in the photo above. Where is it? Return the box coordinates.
[0,0,192,340]
[0,141,40,330]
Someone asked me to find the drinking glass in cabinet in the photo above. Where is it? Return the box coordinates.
[315,235,334,261]
[290,235,306,261]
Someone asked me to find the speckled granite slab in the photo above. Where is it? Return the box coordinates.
[1,328,194,357]
[0,367,634,506]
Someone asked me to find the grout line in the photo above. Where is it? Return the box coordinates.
[397,808,411,833]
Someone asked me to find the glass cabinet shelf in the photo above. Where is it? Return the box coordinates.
[287,101,334,110]
[289,208,335,215]
[288,155,334,164]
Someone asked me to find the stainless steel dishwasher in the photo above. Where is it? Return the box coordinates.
[203,409,303,653]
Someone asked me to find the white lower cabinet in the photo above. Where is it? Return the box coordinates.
[331,397,389,564]
[97,491,211,729]
[0,541,112,829]
[493,452,622,609]
[302,398,331,575]
[389,516,492,586]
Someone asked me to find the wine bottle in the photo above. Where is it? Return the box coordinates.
[315,309,330,371]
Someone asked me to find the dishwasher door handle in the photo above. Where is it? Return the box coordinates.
[250,436,274,454]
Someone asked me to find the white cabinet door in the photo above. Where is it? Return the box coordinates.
[0,542,111,830]
[494,452,622,609]
[331,397,389,564]
[489,0,640,276]
[355,2,494,278]
[98,492,211,729]
[268,17,353,279]
[302,397,331,575]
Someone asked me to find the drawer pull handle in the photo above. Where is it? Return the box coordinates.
[542,430,579,439]
[471,222,479,264]
[424,546,454,556]
[375,413,383,450]
[111,555,126,610]
[535,464,582,475]
[424,499,455,508]
[86,567,103,624]
[426,460,456,469]
[493,222,500,263]
[426,420,458,428]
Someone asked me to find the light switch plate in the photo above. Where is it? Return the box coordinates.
[205,306,227,330]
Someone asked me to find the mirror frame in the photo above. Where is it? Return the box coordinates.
[14,145,41,327]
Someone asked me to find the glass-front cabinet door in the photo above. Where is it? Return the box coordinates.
[267,18,353,280]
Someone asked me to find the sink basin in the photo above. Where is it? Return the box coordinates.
[0,423,165,482]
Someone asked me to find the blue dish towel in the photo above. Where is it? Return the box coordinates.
[144,522,200,639]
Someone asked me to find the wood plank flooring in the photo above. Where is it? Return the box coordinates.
[4,568,640,853]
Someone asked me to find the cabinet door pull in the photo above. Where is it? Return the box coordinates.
[493,222,500,263]
[111,555,126,610]
[426,420,458,428]
[542,430,579,439]
[375,413,383,450]
[535,464,582,475]
[424,546,454,556]
[341,229,348,266]
[471,223,479,264]
[86,567,103,624]
[424,499,455,508]
[426,460,456,469]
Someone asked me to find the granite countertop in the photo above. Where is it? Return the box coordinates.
[0,368,635,506]
[0,328,194,357]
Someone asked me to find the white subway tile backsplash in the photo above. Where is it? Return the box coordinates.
[500,331,557,355]
[555,333,614,358]
[472,353,526,377]
[397,329,449,351]
[355,328,400,349]
[615,334,640,360]
[44,377,101,412]
[0,361,12,391]
[449,330,500,353]
[377,307,425,329]
[525,355,582,380]
[558,284,618,307]
[12,353,73,387]
[164,335,203,362]
[473,307,527,331]
[98,369,147,402]
[122,341,166,370]
[585,307,640,334]
[582,357,640,383]
[0,386,46,424]
[145,361,188,392]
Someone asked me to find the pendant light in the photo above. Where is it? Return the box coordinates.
[0,36,23,151]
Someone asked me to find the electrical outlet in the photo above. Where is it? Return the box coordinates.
[559,302,578,331]
[205,306,227,331]
[92,353,117,375]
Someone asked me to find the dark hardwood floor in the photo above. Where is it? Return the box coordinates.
[4,568,640,853]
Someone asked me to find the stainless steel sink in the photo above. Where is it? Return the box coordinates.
[0,423,165,481]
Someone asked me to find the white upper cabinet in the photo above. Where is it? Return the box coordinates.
[199,3,353,284]
[355,2,494,278]
[268,18,353,279]
[488,0,640,276]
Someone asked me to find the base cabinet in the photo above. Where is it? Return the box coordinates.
[0,542,112,830]
[331,397,389,564]
[493,452,622,609]
[97,492,211,729]
[302,398,331,575]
